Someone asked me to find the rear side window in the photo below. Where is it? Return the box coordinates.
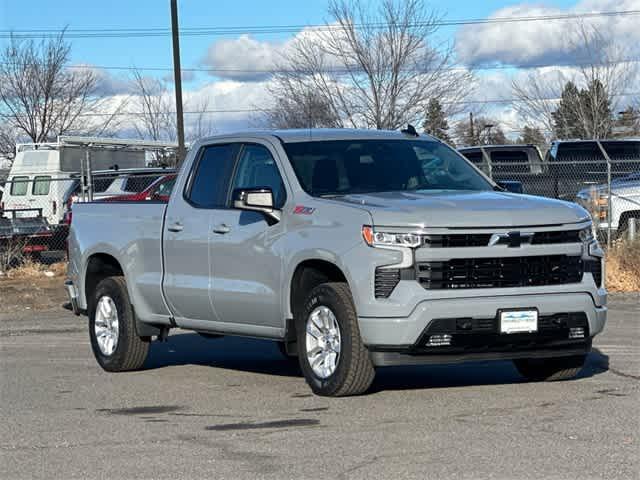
[153,177,176,197]
[10,176,29,196]
[123,175,159,192]
[32,176,52,195]
[461,151,483,164]
[187,144,239,208]
[93,177,116,193]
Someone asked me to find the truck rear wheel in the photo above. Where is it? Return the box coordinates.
[296,282,375,396]
[513,354,586,382]
[89,276,149,372]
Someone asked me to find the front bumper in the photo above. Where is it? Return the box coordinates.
[360,292,606,366]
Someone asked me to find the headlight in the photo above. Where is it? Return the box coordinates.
[579,225,595,243]
[362,225,422,248]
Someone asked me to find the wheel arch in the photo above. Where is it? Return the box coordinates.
[287,258,350,324]
[84,252,125,308]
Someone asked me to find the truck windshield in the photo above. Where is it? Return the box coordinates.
[283,139,492,197]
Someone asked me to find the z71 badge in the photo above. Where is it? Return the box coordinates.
[293,205,315,215]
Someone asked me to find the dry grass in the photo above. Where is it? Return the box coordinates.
[0,259,66,280]
[606,239,640,292]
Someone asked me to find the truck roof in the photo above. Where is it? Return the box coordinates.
[199,128,440,144]
[458,144,539,151]
[550,138,640,145]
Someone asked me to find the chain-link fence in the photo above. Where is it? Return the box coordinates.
[2,138,639,268]
[460,141,640,247]
[0,171,174,268]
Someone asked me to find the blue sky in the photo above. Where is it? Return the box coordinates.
[1,0,576,78]
[1,0,637,135]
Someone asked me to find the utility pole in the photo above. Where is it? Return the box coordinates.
[469,112,475,145]
[170,0,186,165]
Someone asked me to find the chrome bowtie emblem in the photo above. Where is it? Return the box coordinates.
[488,231,534,247]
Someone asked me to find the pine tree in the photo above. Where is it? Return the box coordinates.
[552,82,584,139]
[518,126,546,146]
[423,99,454,145]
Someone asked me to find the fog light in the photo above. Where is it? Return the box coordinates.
[426,334,452,346]
[569,327,585,339]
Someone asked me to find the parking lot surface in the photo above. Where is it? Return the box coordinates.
[1,294,638,479]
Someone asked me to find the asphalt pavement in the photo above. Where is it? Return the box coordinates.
[1,294,638,479]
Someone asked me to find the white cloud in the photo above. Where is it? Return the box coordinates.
[456,0,640,67]
[201,34,286,82]
[72,65,132,96]
[200,25,342,82]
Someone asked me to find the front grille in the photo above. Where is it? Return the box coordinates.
[421,230,582,248]
[585,259,603,287]
[423,234,491,247]
[531,230,581,244]
[374,267,400,298]
[416,255,583,289]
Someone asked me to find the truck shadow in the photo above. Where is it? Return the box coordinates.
[145,333,609,391]
[369,348,609,393]
[145,333,302,377]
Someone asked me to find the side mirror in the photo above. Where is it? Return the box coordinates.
[496,180,524,194]
[232,188,281,223]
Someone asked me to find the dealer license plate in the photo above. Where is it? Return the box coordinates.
[500,309,538,334]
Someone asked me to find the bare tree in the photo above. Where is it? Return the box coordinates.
[130,70,176,142]
[0,32,118,143]
[262,85,343,129]
[186,96,216,143]
[268,0,474,130]
[512,22,637,139]
[0,122,16,159]
[130,70,215,164]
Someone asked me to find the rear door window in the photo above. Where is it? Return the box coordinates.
[32,176,52,195]
[10,176,29,196]
[187,144,240,208]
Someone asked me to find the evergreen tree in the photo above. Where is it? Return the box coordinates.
[552,82,584,139]
[423,99,454,145]
[518,126,546,146]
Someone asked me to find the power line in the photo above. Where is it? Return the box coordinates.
[1,10,639,39]
[2,57,640,76]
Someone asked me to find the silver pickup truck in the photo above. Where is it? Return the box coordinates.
[66,129,607,396]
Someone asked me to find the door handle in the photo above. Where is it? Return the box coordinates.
[167,222,183,232]
[212,223,231,234]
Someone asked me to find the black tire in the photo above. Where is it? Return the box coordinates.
[89,276,149,372]
[296,282,375,397]
[514,354,587,382]
[198,332,223,339]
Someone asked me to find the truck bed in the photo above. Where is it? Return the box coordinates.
[70,202,170,321]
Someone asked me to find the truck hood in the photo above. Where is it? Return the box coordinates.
[332,190,588,228]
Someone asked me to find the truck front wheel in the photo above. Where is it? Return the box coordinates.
[296,282,375,396]
[89,276,149,372]
[513,354,587,382]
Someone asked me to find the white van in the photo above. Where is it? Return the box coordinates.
[1,137,177,227]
